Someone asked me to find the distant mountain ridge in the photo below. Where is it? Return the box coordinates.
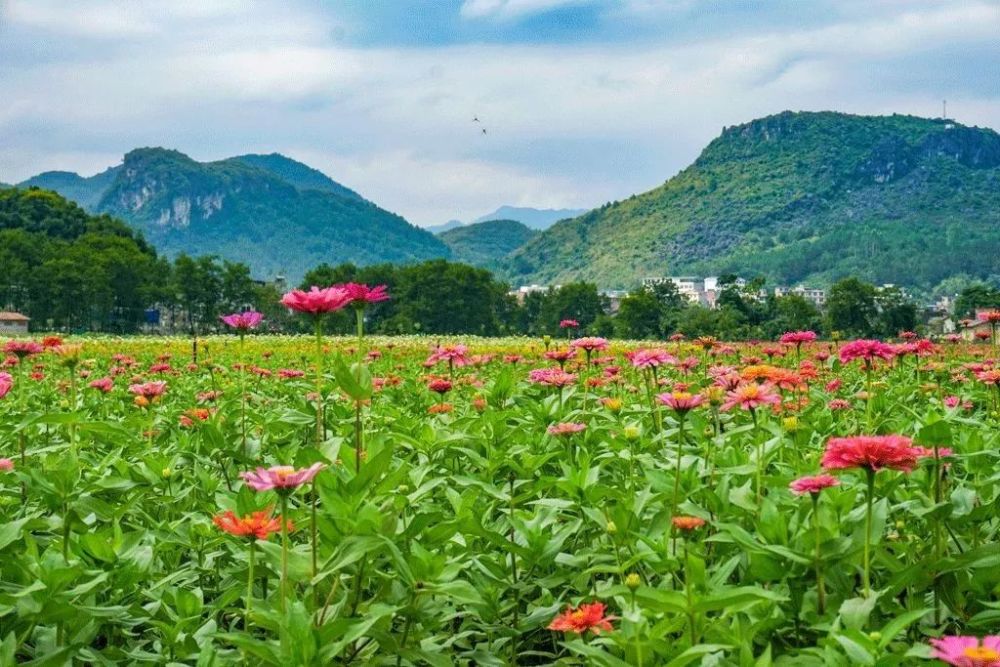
[429,205,587,234]
[505,111,1000,290]
[18,149,449,281]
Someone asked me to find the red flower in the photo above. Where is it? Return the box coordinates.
[839,339,895,365]
[213,509,291,540]
[548,602,614,634]
[789,474,840,495]
[821,435,920,473]
[672,516,706,531]
[341,283,390,305]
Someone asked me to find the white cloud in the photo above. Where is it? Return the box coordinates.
[460,0,592,20]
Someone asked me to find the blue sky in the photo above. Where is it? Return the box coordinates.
[0,0,997,225]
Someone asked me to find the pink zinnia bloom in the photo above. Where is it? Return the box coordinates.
[341,283,390,305]
[427,378,453,394]
[780,331,817,345]
[0,458,13,472]
[944,395,961,408]
[559,319,579,329]
[281,286,353,314]
[571,337,608,352]
[220,311,264,330]
[528,367,578,388]
[547,422,586,436]
[789,474,840,496]
[977,311,1000,324]
[3,340,43,358]
[0,372,12,399]
[128,381,167,399]
[839,339,895,365]
[278,369,305,379]
[722,382,781,412]
[821,435,920,473]
[913,446,954,459]
[630,348,677,370]
[930,636,1000,667]
[241,463,326,492]
[426,344,469,367]
[828,398,852,410]
[657,391,705,413]
[88,377,113,393]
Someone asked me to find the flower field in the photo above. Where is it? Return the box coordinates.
[2,314,1000,664]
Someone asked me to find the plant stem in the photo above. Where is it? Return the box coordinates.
[314,317,324,448]
[863,468,875,598]
[812,494,826,614]
[280,494,290,613]
[247,540,255,630]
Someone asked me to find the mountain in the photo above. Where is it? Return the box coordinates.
[506,111,1000,290]
[19,149,448,281]
[426,219,465,234]
[472,206,587,230]
[439,219,538,269]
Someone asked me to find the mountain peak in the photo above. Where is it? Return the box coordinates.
[231,153,363,200]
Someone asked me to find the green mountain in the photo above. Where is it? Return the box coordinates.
[439,219,538,269]
[19,149,448,281]
[506,111,1000,290]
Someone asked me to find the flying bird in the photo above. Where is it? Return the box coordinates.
[472,116,480,122]
[481,128,487,135]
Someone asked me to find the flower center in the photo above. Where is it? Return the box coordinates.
[964,647,1000,662]
[273,466,296,479]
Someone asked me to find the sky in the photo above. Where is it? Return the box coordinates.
[0,0,998,227]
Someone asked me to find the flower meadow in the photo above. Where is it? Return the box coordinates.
[2,295,1000,665]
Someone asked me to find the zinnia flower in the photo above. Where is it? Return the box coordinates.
[0,372,11,399]
[559,319,579,329]
[128,381,167,399]
[547,602,614,634]
[839,339,895,365]
[570,337,609,352]
[426,344,469,367]
[341,283,390,305]
[281,286,353,314]
[657,391,705,413]
[88,377,113,393]
[820,435,920,473]
[241,463,325,492]
[3,340,43,358]
[427,378,453,394]
[630,348,677,369]
[977,311,1000,324]
[528,368,577,388]
[930,636,1000,667]
[547,422,586,436]
[672,516,706,531]
[213,509,291,540]
[220,311,264,330]
[780,331,817,345]
[0,458,13,472]
[789,474,840,495]
[722,382,781,411]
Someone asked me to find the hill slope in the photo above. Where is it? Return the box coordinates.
[439,219,537,268]
[19,149,448,280]
[506,111,1000,290]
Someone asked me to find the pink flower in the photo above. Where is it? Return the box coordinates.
[571,337,609,353]
[128,381,167,399]
[630,348,677,370]
[828,398,852,410]
[281,286,352,314]
[241,463,326,492]
[427,378,453,394]
[559,319,579,329]
[780,331,817,345]
[220,311,264,330]
[529,367,578,388]
[657,391,705,413]
[722,382,780,412]
[88,377,113,393]
[547,422,586,436]
[278,369,305,379]
[0,458,13,472]
[930,636,1000,667]
[821,435,920,473]
[3,340,43,358]
[944,395,961,408]
[341,283,390,305]
[839,339,895,365]
[789,474,840,495]
[977,311,1000,324]
[426,345,469,367]
[0,372,12,399]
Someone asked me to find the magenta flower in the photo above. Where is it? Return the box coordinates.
[341,283,390,305]
[657,391,705,413]
[779,331,817,345]
[281,286,352,314]
[241,463,326,492]
[630,348,677,370]
[0,372,12,399]
[571,337,609,352]
[930,636,1000,666]
[547,422,586,436]
[220,311,264,330]
[3,340,43,358]
[0,458,13,472]
[128,381,167,399]
[88,377,114,393]
[559,319,579,329]
[839,339,895,365]
[789,474,840,496]
[426,344,469,367]
[529,367,578,388]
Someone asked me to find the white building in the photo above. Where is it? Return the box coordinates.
[0,312,30,335]
[774,285,827,308]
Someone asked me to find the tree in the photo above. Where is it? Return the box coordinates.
[536,282,607,335]
[826,278,878,337]
[954,283,1000,319]
[615,289,663,339]
[875,286,917,336]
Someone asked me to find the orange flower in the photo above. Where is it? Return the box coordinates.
[672,516,706,531]
[213,509,291,540]
[548,602,615,634]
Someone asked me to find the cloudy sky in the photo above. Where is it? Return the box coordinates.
[1,0,997,226]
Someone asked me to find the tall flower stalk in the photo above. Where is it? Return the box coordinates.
[220,311,263,457]
[790,475,839,614]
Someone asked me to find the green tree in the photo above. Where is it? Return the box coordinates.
[826,278,878,337]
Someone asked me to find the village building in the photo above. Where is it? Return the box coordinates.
[0,312,30,335]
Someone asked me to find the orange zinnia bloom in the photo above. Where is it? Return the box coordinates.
[213,509,290,540]
[548,602,615,634]
[672,516,706,531]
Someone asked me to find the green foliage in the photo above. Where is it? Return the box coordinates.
[438,219,537,269]
[506,111,1000,290]
[954,283,1000,319]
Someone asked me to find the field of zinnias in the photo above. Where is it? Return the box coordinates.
[2,290,1000,665]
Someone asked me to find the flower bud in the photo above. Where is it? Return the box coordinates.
[623,425,641,441]
[606,521,617,535]
[625,573,641,590]
[162,468,172,478]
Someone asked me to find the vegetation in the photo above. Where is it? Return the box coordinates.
[506,111,1000,291]
[438,219,537,269]
[18,149,449,281]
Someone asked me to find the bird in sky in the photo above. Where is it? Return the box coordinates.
[481,128,487,135]
[472,116,480,122]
